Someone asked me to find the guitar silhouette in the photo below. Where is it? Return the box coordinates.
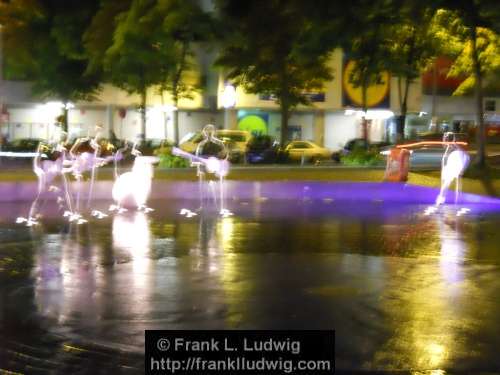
[172,147,230,177]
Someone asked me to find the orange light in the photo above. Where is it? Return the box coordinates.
[396,141,468,149]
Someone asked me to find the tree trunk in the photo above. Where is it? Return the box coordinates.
[62,106,69,133]
[140,88,147,141]
[470,26,486,168]
[172,42,188,145]
[431,60,438,122]
[173,97,179,145]
[280,103,289,146]
[398,29,416,141]
[396,76,411,141]
[361,80,369,146]
[397,76,403,110]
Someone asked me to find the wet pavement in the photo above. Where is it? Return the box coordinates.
[1,199,500,374]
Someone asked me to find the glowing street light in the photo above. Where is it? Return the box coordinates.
[222,84,237,130]
[221,84,237,109]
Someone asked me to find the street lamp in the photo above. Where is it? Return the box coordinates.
[221,84,236,109]
[222,83,237,130]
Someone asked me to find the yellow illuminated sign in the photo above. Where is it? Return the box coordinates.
[343,60,390,107]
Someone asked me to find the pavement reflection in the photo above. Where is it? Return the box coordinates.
[0,200,500,373]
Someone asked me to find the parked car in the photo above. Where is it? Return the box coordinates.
[179,129,251,163]
[284,140,331,163]
[332,138,391,162]
[246,134,285,164]
[217,130,251,163]
[179,132,204,154]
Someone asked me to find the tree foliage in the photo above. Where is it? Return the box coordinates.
[151,0,212,144]
[1,0,101,131]
[384,1,441,135]
[433,9,500,96]
[83,0,133,77]
[433,0,500,166]
[215,0,339,144]
[450,28,500,95]
[86,0,174,139]
[84,0,208,142]
[340,0,396,142]
[1,0,498,152]
[154,0,210,101]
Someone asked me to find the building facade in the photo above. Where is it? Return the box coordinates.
[1,50,497,150]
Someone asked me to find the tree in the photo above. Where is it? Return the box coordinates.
[341,1,394,144]
[86,0,171,141]
[151,0,212,144]
[84,0,133,76]
[85,0,209,143]
[384,1,442,140]
[435,0,500,167]
[0,0,101,132]
[447,28,500,95]
[214,0,336,145]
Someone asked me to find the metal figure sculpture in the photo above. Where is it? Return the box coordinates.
[68,125,118,220]
[172,124,232,216]
[69,125,102,217]
[16,133,74,226]
[435,132,470,206]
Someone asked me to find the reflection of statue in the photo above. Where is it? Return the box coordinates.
[112,211,151,251]
[112,212,152,288]
[17,132,73,226]
[436,132,470,205]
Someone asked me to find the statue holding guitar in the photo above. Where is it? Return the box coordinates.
[173,124,232,216]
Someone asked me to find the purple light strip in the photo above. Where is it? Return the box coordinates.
[0,181,498,206]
